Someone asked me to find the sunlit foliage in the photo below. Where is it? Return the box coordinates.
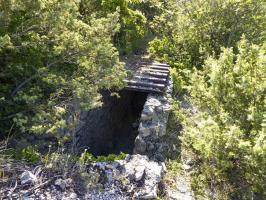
[0,0,126,136]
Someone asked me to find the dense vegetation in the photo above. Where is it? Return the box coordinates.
[183,39,265,199]
[0,0,128,138]
[150,0,265,199]
[0,0,265,199]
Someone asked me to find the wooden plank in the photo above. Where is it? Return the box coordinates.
[142,71,168,78]
[152,62,169,67]
[142,68,169,74]
[134,75,167,84]
[149,66,170,70]
[124,61,169,93]
[125,85,163,93]
[125,80,165,90]
[140,62,169,67]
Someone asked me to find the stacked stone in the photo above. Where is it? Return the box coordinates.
[134,78,173,161]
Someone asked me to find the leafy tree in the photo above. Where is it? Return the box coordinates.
[149,0,266,70]
[80,0,147,54]
[0,0,126,137]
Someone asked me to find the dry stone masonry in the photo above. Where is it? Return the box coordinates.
[134,78,173,161]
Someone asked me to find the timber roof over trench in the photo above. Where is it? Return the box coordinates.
[124,62,170,93]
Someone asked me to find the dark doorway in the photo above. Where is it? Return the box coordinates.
[76,90,148,156]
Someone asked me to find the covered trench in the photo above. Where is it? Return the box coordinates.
[76,90,148,156]
[76,62,172,157]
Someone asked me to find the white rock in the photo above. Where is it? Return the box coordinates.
[69,192,78,199]
[158,123,167,136]
[22,196,32,200]
[105,170,113,182]
[141,113,153,121]
[20,170,37,185]
[134,165,145,181]
[160,162,167,173]
[182,164,191,171]
[146,98,161,107]
[139,127,151,137]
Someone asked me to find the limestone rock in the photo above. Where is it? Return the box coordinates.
[69,192,78,199]
[133,78,173,161]
[182,164,192,171]
[134,136,146,153]
[139,124,151,137]
[141,113,153,121]
[146,98,161,107]
[20,170,37,185]
[85,154,165,199]
[134,165,145,181]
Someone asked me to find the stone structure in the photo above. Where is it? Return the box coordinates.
[134,78,173,161]
[72,63,173,199]
[75,90,148,156]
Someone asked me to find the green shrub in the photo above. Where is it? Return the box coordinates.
[181,38,266,199]
[149,0,266,70]
[80,0,147,54]
[7,146,41,164]
[0,0,126,137]
[79,150,126,165]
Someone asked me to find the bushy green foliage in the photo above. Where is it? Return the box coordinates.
[80,0,147,54]
[189,38,265,133]
[0,1,265,198]
[151,1,266,197]
[7,146,41,164]
[181,39,266,199]
[149,0,266,70]
[0,0,126,137]
[79,150,126,165]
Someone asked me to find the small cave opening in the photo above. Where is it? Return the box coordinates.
[76,90,148,156]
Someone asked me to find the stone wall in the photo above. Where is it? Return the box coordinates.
[134,78,173,161]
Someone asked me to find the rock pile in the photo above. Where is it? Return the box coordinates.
[85,154,166,199]
[9,155,165,200]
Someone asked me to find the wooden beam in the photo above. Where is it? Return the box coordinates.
[134,75,167,84]
[125,86,164,93]
[149,66,170,70]
[142,71,168,78]
[140,62,169,67]
[125,80,165,90]
[152,62,169,67]
[124,62,169,93]
[142,68,169,74]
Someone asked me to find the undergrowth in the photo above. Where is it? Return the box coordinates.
[1,144,126,176]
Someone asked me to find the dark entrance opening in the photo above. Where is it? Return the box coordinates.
[76,90,148,156]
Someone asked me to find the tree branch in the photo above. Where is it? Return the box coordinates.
[11,74,39,96]
[11,51,84,96]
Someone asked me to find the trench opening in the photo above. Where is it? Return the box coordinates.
[77,90,148,156]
